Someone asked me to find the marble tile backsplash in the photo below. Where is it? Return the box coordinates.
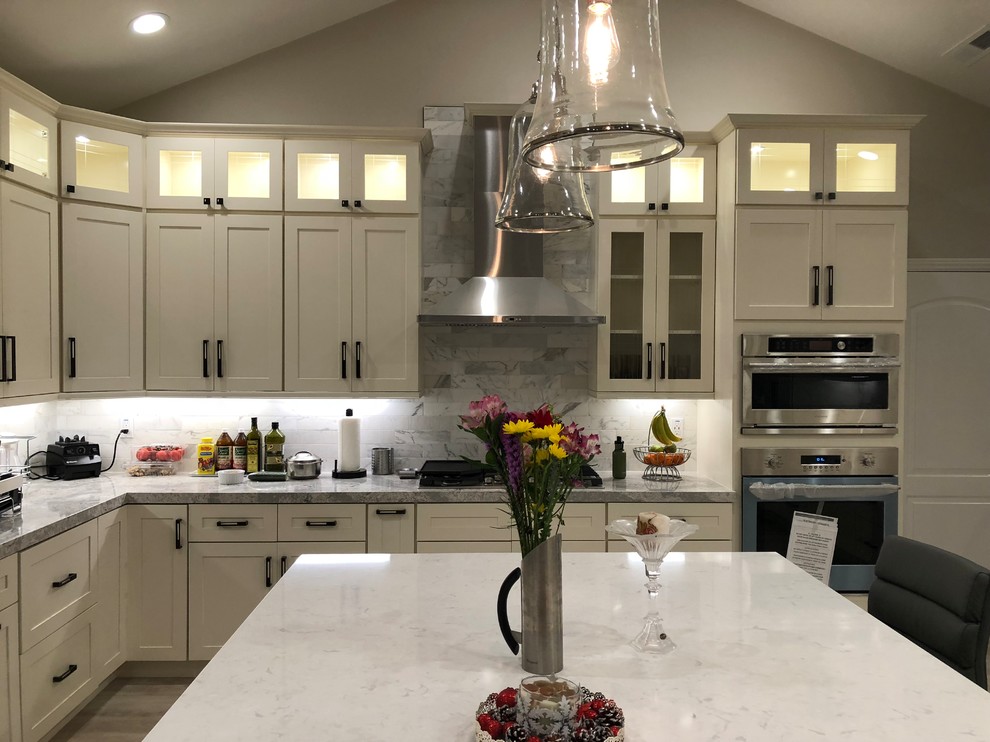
[0,106,698,478]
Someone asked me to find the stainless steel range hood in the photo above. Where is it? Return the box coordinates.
[418,114,604,326]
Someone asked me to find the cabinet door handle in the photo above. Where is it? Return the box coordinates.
[355,341,362,379]
[216,520,249,527]
[203,340,210,378]
[342,199,349,208]
[280,555,287,576]
[216,197,224,206]
[305,520,337,528]
[7,336,15,382]
[52,665,78,684]
[375,508,407,516]
[660,202,669,211]
[826,265,834,306]
[0,335,7,382]
[659,341,667,380]
[265,556,272,588]
[827,192,836,201]
[4,162,13,173]
[52,573,77,588]
[217,340,224,378]
[203,197,211,206]
[0,159,5,170]
[66,185,75,194]
[354,199,362,208]
[68,337,77,378]
[341,341,347,379]
[646,342,653,380]
[175,518,183,549]
[647,202,656,211]
[814,191,823,200]
[812,266,821,306]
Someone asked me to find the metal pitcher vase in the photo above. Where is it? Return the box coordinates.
[496,534,563,675]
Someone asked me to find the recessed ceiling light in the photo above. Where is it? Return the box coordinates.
[857,150,879,161]
[130,12,168,35]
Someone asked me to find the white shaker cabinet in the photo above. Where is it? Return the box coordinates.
[284,216,419,394]
[0,604,19,742]
[145,213,283,392]
[60,122,143,208]
[61,203,143,392]
[0,183,58,399]
[0,90,57,195]
[93,508,126,684]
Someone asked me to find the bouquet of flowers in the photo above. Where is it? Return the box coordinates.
[459,395,601,556]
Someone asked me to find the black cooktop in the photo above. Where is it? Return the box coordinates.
[418,460,603,488]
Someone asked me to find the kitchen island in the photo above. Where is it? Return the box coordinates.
[144,551,990,741]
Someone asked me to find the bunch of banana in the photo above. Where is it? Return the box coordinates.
[649,406,682,452]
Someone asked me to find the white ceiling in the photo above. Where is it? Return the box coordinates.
[0,0,987,112]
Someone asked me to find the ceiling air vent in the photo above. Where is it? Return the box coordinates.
[944,24,990,65]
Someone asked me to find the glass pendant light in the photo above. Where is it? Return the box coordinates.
[522,0,684,173]
[496,83,594,233]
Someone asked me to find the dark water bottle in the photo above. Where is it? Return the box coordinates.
[612,436,626,480]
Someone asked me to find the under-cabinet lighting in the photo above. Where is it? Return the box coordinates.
[857,150,879,161]
[130,12,168,35]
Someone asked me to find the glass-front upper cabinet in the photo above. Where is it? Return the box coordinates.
[0,92,57,194]
[737,127,909,206]
[61,121,143,207]
[147,137,282,210]
[593,218,714,394]
[599,143,715,216]
[285,140,420,214]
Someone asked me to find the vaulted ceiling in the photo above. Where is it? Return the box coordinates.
[0,0,987,112]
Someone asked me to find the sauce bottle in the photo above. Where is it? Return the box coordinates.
[232,431,248,471]
[215,431,234,470]
[196,437,216,476]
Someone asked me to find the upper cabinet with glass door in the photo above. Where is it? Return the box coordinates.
[599,142,716,216]
[735,125,911,206]
[285,140,420,214]
[61,121,143,207]
[0,91,57,195]
[146,137,282,210]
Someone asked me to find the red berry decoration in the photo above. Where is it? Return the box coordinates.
[591,699,606,711]
[496,687,518,708]
[477,713,494,727]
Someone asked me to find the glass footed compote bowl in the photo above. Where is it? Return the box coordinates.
[605,518,699,654]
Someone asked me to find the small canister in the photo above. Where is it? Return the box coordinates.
[371,447,394,475]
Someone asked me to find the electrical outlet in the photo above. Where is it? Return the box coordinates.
[120,418,132,436]
[669,417,685,437]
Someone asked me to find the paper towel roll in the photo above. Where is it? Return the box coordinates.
[338,409,361,472]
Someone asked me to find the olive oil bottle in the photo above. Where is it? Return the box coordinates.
[264,422,286,472]
[246,417,262,474]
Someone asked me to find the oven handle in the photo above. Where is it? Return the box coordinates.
[743,359,901,369]
[747,482,900,500]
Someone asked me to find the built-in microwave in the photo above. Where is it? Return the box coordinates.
[741,334,899,434]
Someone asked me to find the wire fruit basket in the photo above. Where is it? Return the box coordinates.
[633,446,691,480]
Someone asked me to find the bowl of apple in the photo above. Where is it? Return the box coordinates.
[126,444,186,476]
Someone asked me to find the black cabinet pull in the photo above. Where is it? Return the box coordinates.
[660,202,669,211]
[216,197,224,206]
[7,336,14,382]
[68,337,77,378]
[341,341,347,379]
[216,520,249,528]
[280,555,287,576]
[265,556,272,588]
[203,197,211,206]
[4,162,13,172]
[217,339,224,378]
[659,341,667,380]
[355,341,362,379]
[354,199,362,208]
[0,160,5,170]
[203,340,209,378]
[814,191,823,200]
[646,342,653,380]
[52,573,77,588]
[827,192,836,201]
[375,509,407,516]
[305,520,337,527]
[66,185,75,194]
[52,665,77,683]
[647,202,656,211]
[342,199,349,207]
[0,335,7,383]
[812,266,821,306]
[826,265,834,306]
[175,518,183,549]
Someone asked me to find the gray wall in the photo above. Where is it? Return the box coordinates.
[116,0,990,260]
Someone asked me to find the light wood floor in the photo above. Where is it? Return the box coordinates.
[50,678,192,742]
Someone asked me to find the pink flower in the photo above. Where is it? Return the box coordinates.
[458,394,506,430]
[560,422,601,460]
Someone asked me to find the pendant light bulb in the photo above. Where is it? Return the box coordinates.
[583,0,620,87]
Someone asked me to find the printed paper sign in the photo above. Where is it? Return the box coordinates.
[785,511,839,584]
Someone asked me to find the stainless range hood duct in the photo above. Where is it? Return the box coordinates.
[418,114,604,326]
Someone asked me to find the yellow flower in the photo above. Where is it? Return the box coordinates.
[535,449,549,463]
[529,423,563,441]
[503,419,535,435]
[548,443,567,459]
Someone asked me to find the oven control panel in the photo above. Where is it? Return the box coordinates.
[741,447,898,477]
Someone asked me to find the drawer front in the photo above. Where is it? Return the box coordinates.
[20,607,94,742]
[368,504,415,554]
[608,539,732,553]
[188,505,277,542]
[276,542,367,579]
[417,504,512,542]
[277,505,367,542]
[416,541,512,554]
[508,504,606,543]
[0,553,18,612]
[606,502,732,541]
[20,521,98,650]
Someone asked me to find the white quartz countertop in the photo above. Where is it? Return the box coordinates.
[0,471,733,558]
[144,551,990,741]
